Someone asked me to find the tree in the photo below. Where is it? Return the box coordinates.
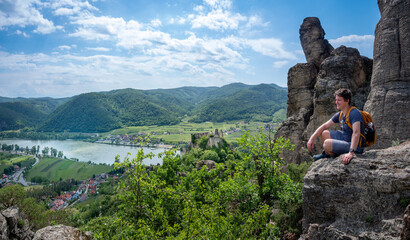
[37,145,40,154]
[50,148,57,157]
[31,146,37,155]
[237,127,294,203]
[14,144,19,153]
[58,151,64,158]
[0,185,26,210]
[42,147,49,156]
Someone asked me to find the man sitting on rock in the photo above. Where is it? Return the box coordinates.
[307,88,365,164]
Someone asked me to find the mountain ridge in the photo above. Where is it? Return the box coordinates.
[0,83,287,132]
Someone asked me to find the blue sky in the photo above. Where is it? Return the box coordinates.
[0,0,380,98]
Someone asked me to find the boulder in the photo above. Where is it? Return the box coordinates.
[402,205,410,240]
[299,17,334,69]
[33,225,92,240]
[301,141,410,239]
[364,0,410,149]
[196,160,216,171]
[1,206,34,240]
[0,212,8,240]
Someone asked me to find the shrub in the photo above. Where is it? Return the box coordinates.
[200,150,220,162]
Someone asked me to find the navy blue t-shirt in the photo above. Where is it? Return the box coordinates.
[331,108,365,144]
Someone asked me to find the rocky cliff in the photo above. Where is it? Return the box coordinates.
[275,0,410,239]
[364,0,410,149]
[275,17,373,164]
[301,141,410,239]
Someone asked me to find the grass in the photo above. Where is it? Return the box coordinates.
[0,152,32,173]
[26,157,113,182]
[24,185,44,191]
[103,121,275,144]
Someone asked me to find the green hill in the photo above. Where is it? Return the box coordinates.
[39,90,182,132]
[0,102,48,131]
[1,83,288,133]
[0,97,70,131]
[190,84,287,122]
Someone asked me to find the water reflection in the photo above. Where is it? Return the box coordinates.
[0,139,174,165]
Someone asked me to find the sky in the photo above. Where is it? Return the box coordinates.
[0,0,380,98]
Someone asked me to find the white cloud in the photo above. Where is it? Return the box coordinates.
[150,19,162,27]
[190,0,246,31]
[48,0,98,17]
[0,0,59,34]
[245,38,297,60]
[191,9,246,31]
[87,47,110,52]
[273,60,288,69]
[16,30,29,37]
[58,45,71,50]
[329,34,374,46]
[245,15,269,29]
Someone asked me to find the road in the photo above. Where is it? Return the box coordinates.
[8,155,39,187]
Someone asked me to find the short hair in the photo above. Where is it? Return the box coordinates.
[334,88,352,105]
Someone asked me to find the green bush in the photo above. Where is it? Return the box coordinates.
[198,136,209,150]
[200,150,220,162]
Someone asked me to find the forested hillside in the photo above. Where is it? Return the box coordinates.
[191,84,287,122]
[0,97,70,131]
[1,83,287,133]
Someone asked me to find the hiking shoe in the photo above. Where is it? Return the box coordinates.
[313,152,331,161]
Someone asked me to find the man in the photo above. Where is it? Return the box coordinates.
[307,88,365,165]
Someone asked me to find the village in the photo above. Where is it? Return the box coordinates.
[48,172,119,211]
[1,166,119,211]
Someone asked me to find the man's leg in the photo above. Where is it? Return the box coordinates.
[323,139,336,156]
[320,130,331,144]
[313,130,340,160]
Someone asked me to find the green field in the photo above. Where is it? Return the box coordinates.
[104,121,276,144]
[0,152,33,173]
[26,157,113,182]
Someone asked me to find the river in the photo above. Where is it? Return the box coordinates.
[0,139,176,165]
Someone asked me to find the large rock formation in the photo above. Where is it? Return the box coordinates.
[301,141,410,239]
[305,46,373,151]
[33,225,91,240]
[300,17,334,69]
[364,0,410,149]
[275,18,372,163]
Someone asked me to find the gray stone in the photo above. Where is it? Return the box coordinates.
[33,225,92,240]
[301,141,410,239]
[0,213,8,240]
[1,206,34,240]
[287,63,317,117]
[402,205,410,240]
[364,0,410,149]
[299,17,334,68]
[196,160,216,171]
[274,62,317,164]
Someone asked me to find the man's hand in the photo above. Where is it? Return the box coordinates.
[307,139,314,151]
[342,152,354,165]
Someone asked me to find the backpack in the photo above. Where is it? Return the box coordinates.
[338,106,377,148]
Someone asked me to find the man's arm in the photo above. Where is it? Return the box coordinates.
[307,119,335,151]
[342,121,360,164]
